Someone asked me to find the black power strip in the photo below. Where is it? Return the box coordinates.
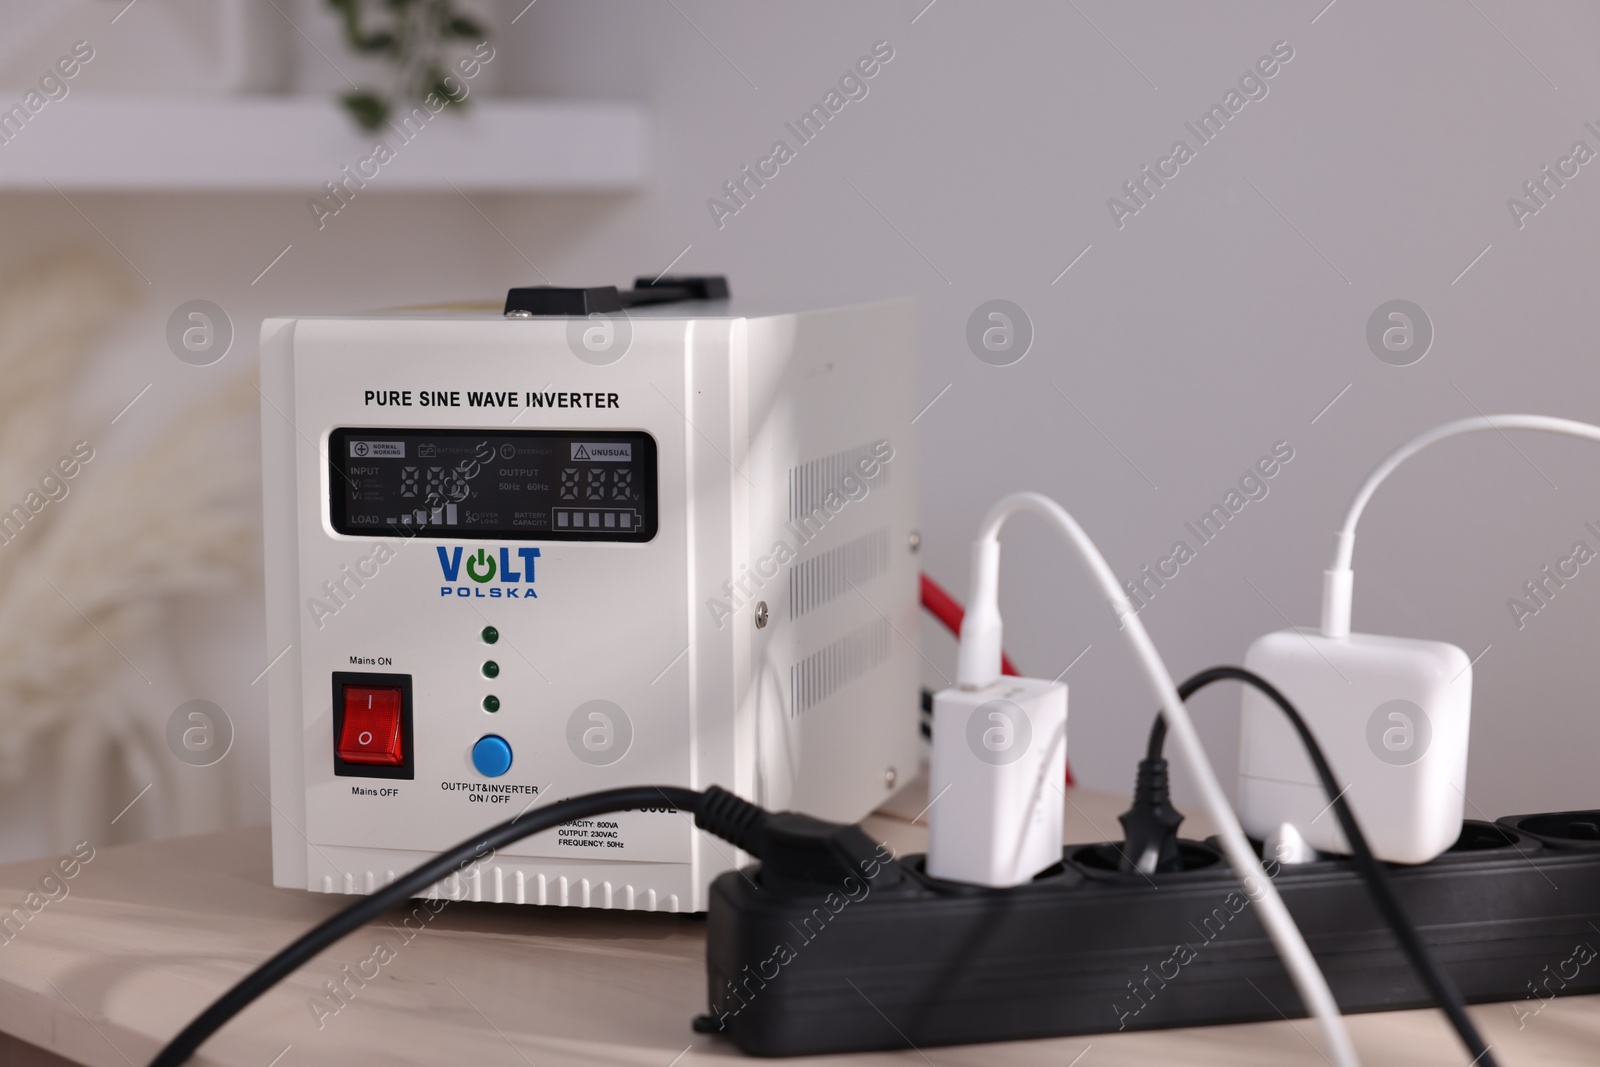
[696,813,1600,1057]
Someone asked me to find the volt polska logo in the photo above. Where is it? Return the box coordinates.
[437,546,540,598]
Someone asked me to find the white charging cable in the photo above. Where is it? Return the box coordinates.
[1321,414,1600,638]
[958,491,1360,1067]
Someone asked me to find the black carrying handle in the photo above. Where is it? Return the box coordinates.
[503,275,729,316]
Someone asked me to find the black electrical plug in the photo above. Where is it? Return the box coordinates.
[1117,757,1185,875]
[759,813,904,894]
[697,785,903,895]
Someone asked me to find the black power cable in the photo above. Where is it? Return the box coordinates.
[150,785,766,1067]
[155,683,1495,1065]
[1127,665,1497,1067]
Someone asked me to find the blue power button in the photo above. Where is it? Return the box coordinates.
[471,735,513,777]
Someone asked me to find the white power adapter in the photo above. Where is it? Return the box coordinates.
[1239,415,1600,866]
[1239,630,1471,864]
[926,676,1067,888]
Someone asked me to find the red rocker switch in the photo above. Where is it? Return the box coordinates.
[338,685,404,765]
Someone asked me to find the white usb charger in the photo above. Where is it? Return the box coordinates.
[927,676,1066,887]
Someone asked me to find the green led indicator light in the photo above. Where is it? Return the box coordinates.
[481,625,499,644]
[482,660,499,679]
[483,695,500,713]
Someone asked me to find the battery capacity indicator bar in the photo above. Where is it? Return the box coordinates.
[555,509,638,530]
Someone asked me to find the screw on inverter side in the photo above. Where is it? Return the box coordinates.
[908,531,921,552]
[754,601,769,629]
[884,767,897,789]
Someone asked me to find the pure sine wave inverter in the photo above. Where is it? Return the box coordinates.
[261,278,921,911]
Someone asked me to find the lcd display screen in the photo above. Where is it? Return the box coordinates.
[328,428,657,541]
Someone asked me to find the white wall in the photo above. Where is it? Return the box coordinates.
[501,0,1600,821]
[499,2,1600,819]
[1,0,1597,858]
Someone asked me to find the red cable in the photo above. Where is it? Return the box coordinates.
[919,571,1075,786]
[920,572,1019,675]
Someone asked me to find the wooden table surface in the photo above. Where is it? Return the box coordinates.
[0,785,1593,1067]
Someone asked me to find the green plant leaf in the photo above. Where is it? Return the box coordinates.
[327,0,367,47]
[328,0,400,53]
[358,30,397,54]
[340,90,390,130]
[433,77,470,107]
[327,0,488,130]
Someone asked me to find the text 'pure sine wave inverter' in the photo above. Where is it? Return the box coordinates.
[261,277,921,911]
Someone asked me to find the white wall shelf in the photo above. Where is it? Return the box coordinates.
[0,96,647,192]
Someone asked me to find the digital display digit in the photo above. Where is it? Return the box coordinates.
[328,428,657,541]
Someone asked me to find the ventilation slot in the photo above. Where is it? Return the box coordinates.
[789,618,891,718]
[789,441,890,523]
[790,527,890,621]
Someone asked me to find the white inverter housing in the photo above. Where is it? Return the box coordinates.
[261,280,921,911]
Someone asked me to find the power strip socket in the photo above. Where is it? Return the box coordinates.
[695,813,1600,1056]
